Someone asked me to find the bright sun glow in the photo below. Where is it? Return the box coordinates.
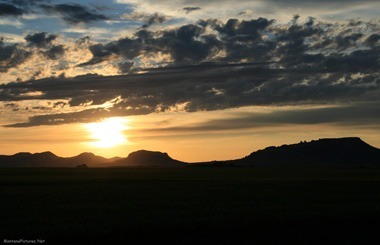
[85,117,129,148]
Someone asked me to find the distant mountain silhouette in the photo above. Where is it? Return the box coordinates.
[203,137,380,167]
[65,152,115,167]
[1,137,379,168]
[111,150,187,167]
[0,151,60,167]
[0,152,115,168]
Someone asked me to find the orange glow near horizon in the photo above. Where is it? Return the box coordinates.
[1,107,380,162]
[84,117,129,148]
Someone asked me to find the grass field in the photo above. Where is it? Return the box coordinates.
[1,167,380,244]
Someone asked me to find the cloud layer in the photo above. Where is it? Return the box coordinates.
[0,0,379,129]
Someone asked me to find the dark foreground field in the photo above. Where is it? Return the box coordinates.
[1,167,380,244]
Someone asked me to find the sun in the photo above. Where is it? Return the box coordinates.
[84,117,129,148]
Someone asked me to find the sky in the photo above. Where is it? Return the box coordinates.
[0,0,379,162]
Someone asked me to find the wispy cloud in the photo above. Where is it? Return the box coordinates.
[145,103,380,133]
[183,7,201,14]
[0,18,23,27]
[40,3,108,25]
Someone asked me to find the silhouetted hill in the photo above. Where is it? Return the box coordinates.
[111,150,187,167]
[65,152,114,167]
[231,137,380,167]
[0,152,116,168]
[1,137,379,168]
[0,152,61,167]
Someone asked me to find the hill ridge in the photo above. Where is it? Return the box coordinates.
[1,137,379,167]
[237,137,380,167]
[111,150,186,167]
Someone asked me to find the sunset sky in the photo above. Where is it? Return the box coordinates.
[0,0,379,162]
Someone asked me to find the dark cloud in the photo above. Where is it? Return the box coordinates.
[335,33,363,49]
[78,37,142,67]
[2,0,49,6]
[126,12,169,28]
[44,45,65,60]
[213,18,274,62]
[77,43,114,67]
[0,3,24,16]
[183,7,201,14]
[76,36,90,46]
[1,59,379,127]
[272,17,324,66]
[217,18,273,38]
[366,33,380,47]
[0,42,30,72]
[142,13,167,28]
[22,32,64,61]
[81,17,342,68]
[25,32,57,48]
[1,17,379,127]
[156,24,222,63]
[320,49,380,73]
[119,61,134,73]
[84,22,221,65]
[40,3,108,24]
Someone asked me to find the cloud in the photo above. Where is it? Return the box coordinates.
[0,18,23,27]
[0,3,24,16]
[238,10,254,16]
[143,12,168,28]
[80,21,222,67]
[156,24,222,63]
[123,12,169,28]
[76,43,114,66]
[4,106,155,127]
[1,16,379,127]
[0,0,51,18]
[366,34,380,47]
[144,103,380,132]
[78,16,379,69]
[183,7,201,14]
[25,32,57,48]
[1,58,379,127]
[3,0,48,6]
[119,61,134,73]
[0,41,30,72]
[117,0,380,21]
[77,37,142,67]
[44,45,65,60]
[40,3,108,25]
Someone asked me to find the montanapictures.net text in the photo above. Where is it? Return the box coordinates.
[3,239,45,244]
